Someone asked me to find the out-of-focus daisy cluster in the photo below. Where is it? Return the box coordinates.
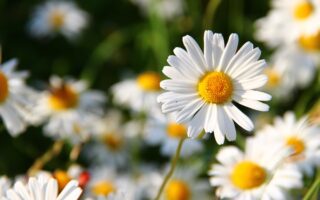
[0,0,319,199]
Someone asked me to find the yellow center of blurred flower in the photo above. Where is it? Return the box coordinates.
[165,179,190,200]
[231,161,266,190]
[0,71,9,104]
[53,170,71,191]
[48,85,79,111]
[92,181,115,196]
[197,71,233,104]
[265,68,281,88]
[137,72,161,91]
[166,123,187,139]
[299,31,320,52]
[49,10,65,29]
[286,136,305,156]
[103,133,123,151]
[293,1,314,20]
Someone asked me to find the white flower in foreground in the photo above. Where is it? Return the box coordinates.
[144,114,203,157]
[36,76,106,143]
[29,1,88,39]
[111,71,162,116]
[208,138,302,200]
[264,46,315,99]
[0,59,41,136]
[255,0,320,47]
[158,31,271,144]
[130,0,184,20]
[1,175,82,200]
[257,112,320,176]
[0,177,11,196]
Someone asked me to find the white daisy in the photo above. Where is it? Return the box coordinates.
[158,31,271,144]
[0,58,41,136]
[111,71,162,117]
[144,113,203,157]
[208,137,302,200]
[255,0,320,47]
[28,0,88,39]
[256,112,320,176]
[264,46,315,99]
[35,76,106,143]
[83,110,129,167]
[0,177,11,196]
[1,174,82,200]
[130,0,184,20]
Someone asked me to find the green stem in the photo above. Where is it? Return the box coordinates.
[203,0,221,29]
[303,174,320,200]
[154,139,185,200]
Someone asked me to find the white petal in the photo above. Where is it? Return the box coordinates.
[218,33,239,71]
[224,103,254,131]
[167,54,199,80]
[235,75,268,90]
[204,30,214,69]
[160,80,195,93]
[187,105,207,138]
[176,99,204,124]
[212,33,225,67]
[225,42,253,73]
[213,106,226,144]
[233,96,270,111]
[234,90,272,101]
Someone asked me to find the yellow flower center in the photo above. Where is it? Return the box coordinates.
[48,85,79,111]
[103,133,123,151]
[286,136,305,156]
[293,1,314,20]
[53,170,71,191]
[0,71,9,104]
[165,179,190,200]
[49,10,65,29]
[91,181,115,196]
[137,72,161,91]
[231,161,267,190]
[166,123,187,139]
[197,71,233,104]
[265,68,281,88]
[299,31,320,52]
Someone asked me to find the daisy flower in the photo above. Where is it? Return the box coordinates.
[264,46,315,99]
[130,0,184,20]
[158,166,211,200]
[1,174,82,200]
[158,31,271,144]
[0,177,11,196]
[28,0,88,39]
[208,137,302,200]
[111,71,162,117]
[0,58,41,136]
[144,113,203,157]
[35,76,106,143]
[256,112,320,176]
[255,0,320,47]
[83,110,129,167]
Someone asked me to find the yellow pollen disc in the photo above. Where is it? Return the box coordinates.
[231,161,267,190]
[53,170,71,191]
[49,10,65,29]
[197,71,233,104]
[137,72,161,91]
[0,72,9,104]
[92,181,115,196]
[166,123,187,139]
[299,31,320,52]
[165,179,190,200]
[286,136,305,156]
[265,68,281,88]
[293,1,314,20]
[48,85,79,111]
[103,133,123,151]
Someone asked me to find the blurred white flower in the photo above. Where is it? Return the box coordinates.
[83,110,130,168]
[35,76,106,143]
[0,59,41,136]
[256,112,320,176]
[144,113,203,158]
[130,0,184,20]
[264,46,315,99]
[158,31,271,144]
[29,0,88,39]
[255,0,320,47]
[1,174,82,200]
[111,71,162,117]
[0,177,11,196]
[208,137,302,200]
